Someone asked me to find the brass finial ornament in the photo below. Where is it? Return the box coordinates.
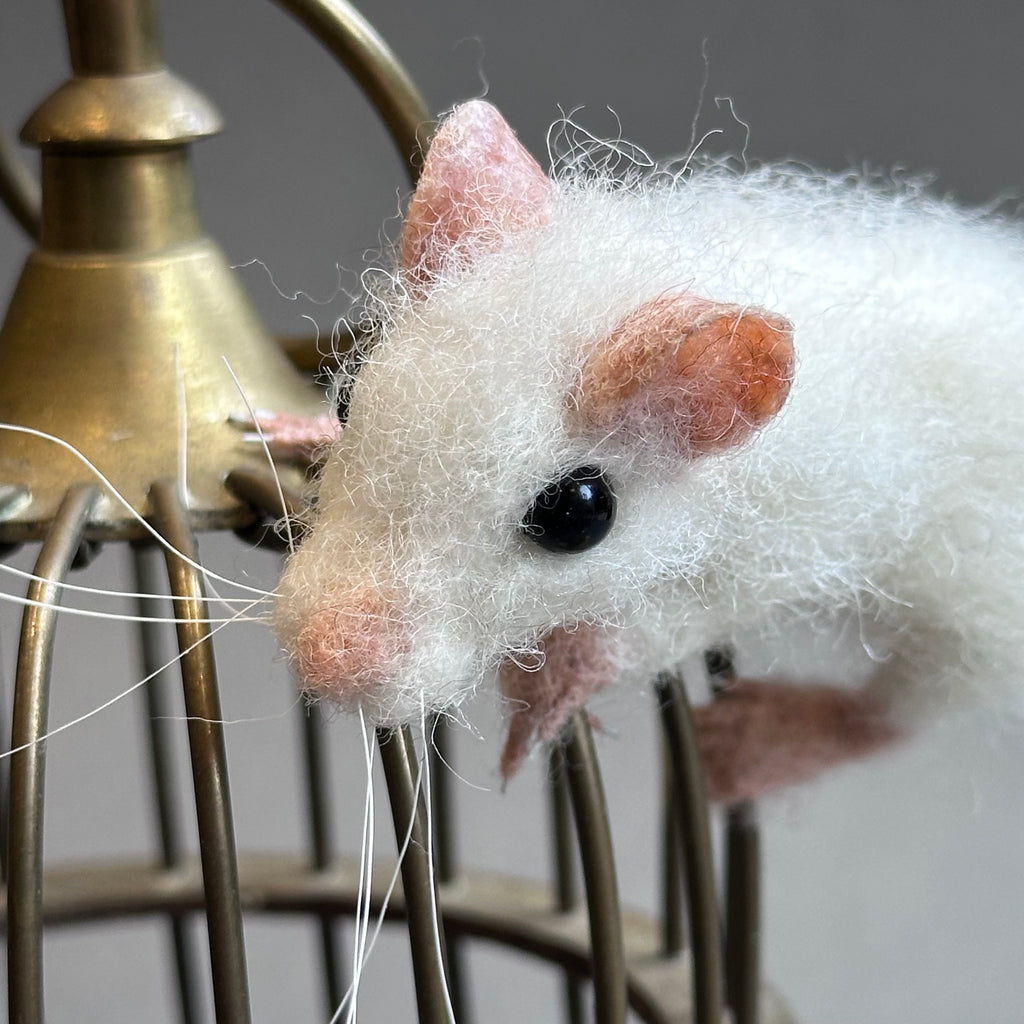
[0,0,322,540]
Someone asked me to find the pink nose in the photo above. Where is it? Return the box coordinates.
[292,588,406,706]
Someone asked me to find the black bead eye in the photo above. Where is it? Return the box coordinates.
[520,466,616,553]
[333,350,366,426]
[332,330,377,425]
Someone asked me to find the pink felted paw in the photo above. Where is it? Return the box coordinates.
[693,680,902,803]
[232,411,337,463]
[499,625,615,778]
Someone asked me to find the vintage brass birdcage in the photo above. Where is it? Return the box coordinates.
[0,3,793,1021]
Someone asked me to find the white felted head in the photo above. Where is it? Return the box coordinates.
[274,100,792,725]
[275,100,1024,771]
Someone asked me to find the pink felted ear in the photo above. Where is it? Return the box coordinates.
[400,100,554,292]
[575,294,795,456]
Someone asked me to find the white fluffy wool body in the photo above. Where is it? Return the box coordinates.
[275,159,1024,734]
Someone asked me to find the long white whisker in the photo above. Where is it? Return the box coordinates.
[201,574,279,621]
[430,725,491,793]
[158,692,305,728]
[0,423,277,598]
[0,599,262,761]
[221,357,297,555]
[344,710,377,1024]
[422,707,457,1024]
[0,562,266,605]
[328,728,426,1024]
[0,589,268,625]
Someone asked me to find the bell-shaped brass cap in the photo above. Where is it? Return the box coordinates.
[0,0,324,540]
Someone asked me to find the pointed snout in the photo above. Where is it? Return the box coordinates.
[289,586,407,708]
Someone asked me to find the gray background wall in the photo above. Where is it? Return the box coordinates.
[2,2,1024,1022]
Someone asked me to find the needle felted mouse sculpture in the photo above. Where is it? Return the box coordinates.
[262,100,1024,801]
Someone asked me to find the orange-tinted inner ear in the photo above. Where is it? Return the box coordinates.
[400,100,554,294]
[575,293,794,456]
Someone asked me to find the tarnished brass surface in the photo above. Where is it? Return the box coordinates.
[21,71,223,148]
[0,854,798,1024]
[63,0,164,75]
[38,150,201,250]
[379,726,456,1024]
[563,711,628,1024]
[0,236,319,539]
[0,0,322,540]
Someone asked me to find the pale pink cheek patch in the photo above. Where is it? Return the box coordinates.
[576,293,794,456]
[499,624,615,778]
[294,590,407,705]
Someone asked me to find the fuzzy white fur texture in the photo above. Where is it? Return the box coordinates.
[274,101,1024,755]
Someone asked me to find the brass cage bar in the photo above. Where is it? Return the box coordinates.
[429,716,470,1021]
[378,725,455,1024]
[563,712,629,1024]
[132,544,205,1024]
[725,801,761,1024]
[270,0,431,178]
[656,674,726,1024]
[550,746,586,1024]
[150,481,252,1024]
[299,702,348,1014]
[6,484,97,1024]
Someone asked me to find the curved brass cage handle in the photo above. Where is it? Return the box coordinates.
[0,0,430,247]
[270,0,432,184]
[0,130,41,240]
